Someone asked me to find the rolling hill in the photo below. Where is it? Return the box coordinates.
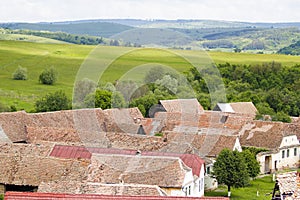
[1,40,300,111]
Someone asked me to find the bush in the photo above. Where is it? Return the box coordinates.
[35,90,70,112]
[39,67,58,85]
[12,66,27,80]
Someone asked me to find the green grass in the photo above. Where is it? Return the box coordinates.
[0,32,68,44]
[205,175,275,200]
[1,40,300,112]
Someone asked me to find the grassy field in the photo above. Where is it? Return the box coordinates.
[0,33,68,44]
[205,175,275,200]
[1,40,300,111]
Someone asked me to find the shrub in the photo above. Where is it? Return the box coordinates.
[39,67,58,85]
[12,66,27,80]
[35,90,70,112]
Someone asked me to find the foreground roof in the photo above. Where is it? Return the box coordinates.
[50,145,204,177]
[4,192,230,200]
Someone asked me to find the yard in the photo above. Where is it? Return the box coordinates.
[205,175,275,200]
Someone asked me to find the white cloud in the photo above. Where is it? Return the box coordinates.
[0,0,300,22]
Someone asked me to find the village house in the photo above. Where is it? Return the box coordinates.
[49,145,206,197]
[213,102,258,118]
[238,121,300,174]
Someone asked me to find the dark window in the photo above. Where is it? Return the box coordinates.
[206,166,210,174]
[282,150,285,158]
[294,148,297,156]
[287,149,290,157]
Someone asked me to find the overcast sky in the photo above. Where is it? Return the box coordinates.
[1,0,300,23]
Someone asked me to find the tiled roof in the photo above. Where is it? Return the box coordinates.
[277,171,297,195]
[207,135,238,157]
[0,111,28,142]
[50,145,204,177]
[276,171,300,199]
[213,102,257,117]
[229,102,257,116]
[0,152,88,186]
[88,154,187,188]
[39,181,166,196]
[238,121,297,149]
[5,191,230,200]
[160,99,204,114]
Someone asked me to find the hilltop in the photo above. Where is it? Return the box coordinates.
[1,19,300,52]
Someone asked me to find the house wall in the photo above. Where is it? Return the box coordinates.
[0,184,5,194]
[182,165,205,197]
[233,138,242,152]
[280,135,299,148]
[161,187,182,196]
[257,146,300,174]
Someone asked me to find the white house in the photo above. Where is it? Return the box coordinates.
[239,121,300,174]
[257,134,300,173]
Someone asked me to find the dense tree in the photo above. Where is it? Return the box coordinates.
[39,67,58,85]
[144,66,165,84]
[35,90,70,112]
[213,149,249,197]
[84,89,112,109]
[12,66,27,80]
[241,149,260,179]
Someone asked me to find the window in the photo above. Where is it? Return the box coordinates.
[294,148,297,156]
[282,150,285,158]
[287,149,290,158]
[199,179,201,192]
[201,178,204,191]
[206,166,210,174]
[188,185,191,196]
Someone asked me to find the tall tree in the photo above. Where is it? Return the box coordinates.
[213,149,249,197]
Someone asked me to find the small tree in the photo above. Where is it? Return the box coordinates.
[35,90,70,112]
[12,66,27,80]
[213,149,249,197]
[39,67,58,85]
[84,89,112,109]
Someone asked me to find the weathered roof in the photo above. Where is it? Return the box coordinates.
[5,191,230,200]
[238,121,298,149]
[50,145,204,177]
[229,102,257,116]
[213,102,257,117]
[0,152,88,186]
[39,181,166,196]
[160,99,204,114]
[276,171,300,200]
[206,135,239,157]
[88,154,188,188]
[0,111,27,142]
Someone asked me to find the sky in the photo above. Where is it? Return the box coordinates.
[1,0,300,23]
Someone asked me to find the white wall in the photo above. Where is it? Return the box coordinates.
[182,164,205,197]
[280,135,299,148]
[257,136,300,174]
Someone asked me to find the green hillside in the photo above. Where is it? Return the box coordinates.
[1,40,300,111]
[278,40,300,55]
[0,32,67,44]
